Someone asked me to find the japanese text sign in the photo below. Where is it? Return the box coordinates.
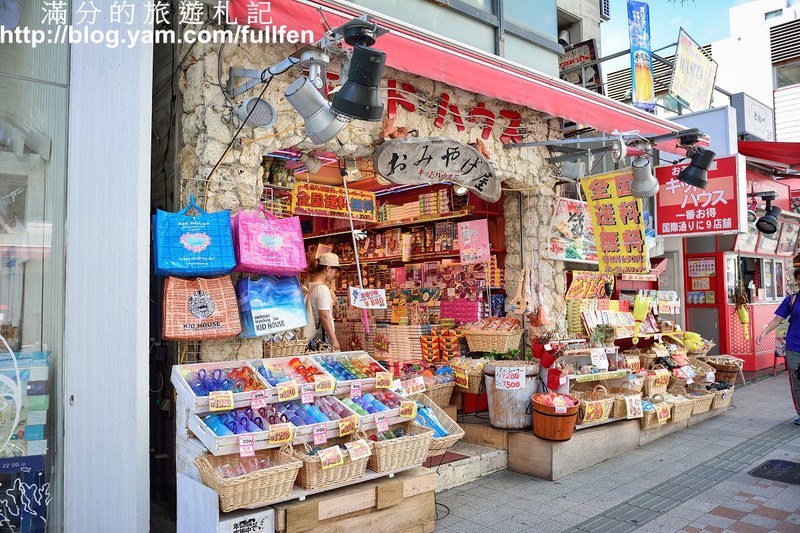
[318,446,345,470]
[494,367,524,390]
[268,423,294,445]
[345,440,372,461]
[373,138,500,202]
[627,0,655,111]
[338,415,357,437]
[566,271,614,300]
[292,182,376,222]
[239,435,255,458]
[313,424,328,446]
[457,219,491,264]
[655,155,745,237]
[208,391,234,412]
[548,198,598,264]
[669,29,718,112]
[580,169,648,274]
[349,288,388,309]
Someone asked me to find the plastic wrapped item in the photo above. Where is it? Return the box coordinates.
[237,276,308,337]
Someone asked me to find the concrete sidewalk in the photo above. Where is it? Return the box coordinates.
[434,373,800,532]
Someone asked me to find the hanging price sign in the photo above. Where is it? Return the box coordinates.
[625,396,643,419]
[375,412,389,432]
[655,403,670,424]
[239,435,255,458]
[344,439,372,461]
[318,446,345,470]
[350,381,362,399]
[494,367,524,390]
[268,423,294,445]
[277,380,300,401]
[208,391,235,412]
[314,374,335,393]
[452,365,468,388]
[250,389,269,410]
[300,383,315,404]
[399,401,417,419]
[375,372,392,389]
[401,376,426,396]
[312,424,328,446]
[338,415,357,437]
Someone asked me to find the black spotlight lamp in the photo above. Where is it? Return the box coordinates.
[749,191,781,234]
[677,146,716,190]
[332,44,386,121]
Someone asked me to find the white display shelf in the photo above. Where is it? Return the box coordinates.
[171,361,273,414]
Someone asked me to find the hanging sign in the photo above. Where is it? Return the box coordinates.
[581,169,648,274]
[566,271,614,300]
[625,396,643,419]
[314,374,335,393]
[399,401,417,419]
[457,219,491,264]
[548,198,599,264]
[669,29,718,112]
[349,288,388,309]
[451,362,469,388]
[655,155,746,237]
[292,182,376,222]
[276,380,299,402]
[318,446,345,470]
[373,137,500,202]
[655,403,671,424]
[338,415,357,437]
[494,367,524,390]
[344,440,372,461]
[375,372,393,389]
[627,0,655,110]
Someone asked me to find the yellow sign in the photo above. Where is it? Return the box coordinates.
[318,446,345,470]
[208,391,234,412]
[344,439,372,461]
[338,415,357,437]
[268,423,294,445]
[451,362,469,388]
[292,182,376,222]
[399,401,417,419]
[375,372,392,389]
[655,403,671,424]
[276,380,300,402]
[581,169,648,274]
[314,374,335,393]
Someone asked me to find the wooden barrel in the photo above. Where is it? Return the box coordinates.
[531,397,580,442]
[483,363,539,429]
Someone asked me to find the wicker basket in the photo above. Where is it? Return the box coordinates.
[264,330,307,357]
[711,387,734,410]
[464,330,523,354]
[293,439,369,491]
[574,385,615,425]
[703,356,743,386]
[422,381,456,408]
[685,387,715,415]
[639,352,657,370]
[364,422,433,473]
[453,362,486,395]
[194,447,302,512]
[414,394,465,456]
[607,383,642,419]
[665,393,695,423]
[687,341,715,357]
[688,357,716,385]
[640,395,670,429]
[642,365,670,397]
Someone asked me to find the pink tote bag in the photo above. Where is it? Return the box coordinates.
[231,205,307,275]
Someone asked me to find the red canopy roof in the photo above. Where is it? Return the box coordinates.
[738,141,800,170]
[229,0,694,153]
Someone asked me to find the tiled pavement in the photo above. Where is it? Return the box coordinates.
[434,373,800,532]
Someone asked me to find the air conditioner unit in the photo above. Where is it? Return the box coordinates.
[600,0,611,21]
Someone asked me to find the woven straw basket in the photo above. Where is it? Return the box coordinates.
[711,387,734,410]
[194,447,302,512]
[413,394,465,456]
[365,422,433,473]
[685,387,715,415]
[163,276,241,340]
[293,438,370,491]
[640,394,670,430]
[464,330,522,354]
[423,381,456,408]
[607,383,642,419]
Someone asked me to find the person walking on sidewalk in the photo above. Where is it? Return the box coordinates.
[757,270,800,425]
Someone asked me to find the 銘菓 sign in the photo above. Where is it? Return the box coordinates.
[373,137,500,202]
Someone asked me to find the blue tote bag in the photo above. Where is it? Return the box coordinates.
[153,195,236,276]
[237,276,308,337]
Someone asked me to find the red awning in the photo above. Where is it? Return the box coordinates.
[738,141,800,170]
[228,0,694,152]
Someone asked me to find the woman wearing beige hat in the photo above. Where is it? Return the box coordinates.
[304,252,342,351]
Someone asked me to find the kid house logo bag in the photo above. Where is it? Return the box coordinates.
[162,276,242,340]
[237,276,308,337]
[153,195,236,277]
[231,205,307,276]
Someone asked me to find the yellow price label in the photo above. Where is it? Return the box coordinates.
[399,400,417,419]
[276,380,300,401]
[344,439,372,461]
[208,390,234,412]
[314,374,335,393]
[318,445,345,470]
[375,372,392,389]
[268,423,294,445]
[338,415,357,437]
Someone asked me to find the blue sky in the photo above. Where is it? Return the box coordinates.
[600,0,751,72]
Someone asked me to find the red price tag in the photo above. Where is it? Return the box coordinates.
[301,383,314,404]
[312,424,328,445]
[251,389,269,410]
[375,412,389,432]
[239,435,255,458]
[350,381,362,399]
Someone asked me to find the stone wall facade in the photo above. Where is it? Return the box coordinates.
[177,31,568,359]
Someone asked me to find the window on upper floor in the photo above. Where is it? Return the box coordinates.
[776,60,800,89]
[765,9,783,20]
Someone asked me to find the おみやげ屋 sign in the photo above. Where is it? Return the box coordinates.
[654,155,746,237]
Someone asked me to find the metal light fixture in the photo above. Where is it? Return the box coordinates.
[299,152,325,174]
[748,191,781,234]
[284,77,348,145]
[235,97,277,128]
[344,157,362,182]
[331,20,387,122]
[454,186,469,196]
[630,155,659,198]
[678,146,716,190]
[610,138,628,163]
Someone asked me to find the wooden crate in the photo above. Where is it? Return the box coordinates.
[272,467,436,533]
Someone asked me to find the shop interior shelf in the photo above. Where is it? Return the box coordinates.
[301,209,478,241]
[340,251,462,267]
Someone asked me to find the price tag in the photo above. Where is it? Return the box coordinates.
[239,434,255,458]
[655,403,670,424]
[300,383,315,404]
[208,390,235,412]
[590,349,609,371]
[555,405,567,414]
[452,366,468,388]
[705,371,715,383]
[350,381,362,399]
[268,423,294,445]
[276,380,299,402]
[495,367,524,390]
[375,412,389,432]
[344,439,372,461]
[625,396,643,419]
[314,374,335,393]
[400,376,426,396]
[559,376,567,385]
[399,400,417,419]
[375,372,392,389]
[251,389,269,410]
[312,424,328,446]
[317,446,345,470]
[338,415,357,437]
